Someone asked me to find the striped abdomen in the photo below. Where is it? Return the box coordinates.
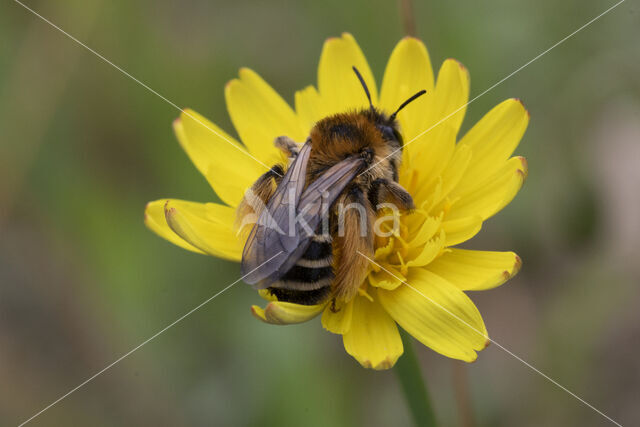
[267,233,333,305]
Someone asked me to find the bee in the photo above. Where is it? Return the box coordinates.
[238,67,425,307]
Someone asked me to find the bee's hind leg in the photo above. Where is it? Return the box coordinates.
[330,298,340,313]
[274,135,300,158]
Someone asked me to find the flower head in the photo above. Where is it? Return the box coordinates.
[145,33,528,370]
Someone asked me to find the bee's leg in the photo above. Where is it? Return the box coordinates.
[330,298,340,313]
[274,135,300,158]
[235,164,284,230]
[331,183,375,301]
[368,178,415,211]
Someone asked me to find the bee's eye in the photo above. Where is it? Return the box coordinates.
[378,125,399,143]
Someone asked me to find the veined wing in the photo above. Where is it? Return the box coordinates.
[241,142,365,289]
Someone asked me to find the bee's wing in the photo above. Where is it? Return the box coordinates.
[241,141,312,284]
[263,155,364,287]
[241,147,365,289]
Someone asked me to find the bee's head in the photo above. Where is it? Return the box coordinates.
[305,69,426,183]
[369,110,403,147]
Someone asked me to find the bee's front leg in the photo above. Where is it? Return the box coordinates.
[368,178,415,212]
[274,135,301,158]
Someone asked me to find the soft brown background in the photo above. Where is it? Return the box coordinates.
[1,0,639,426]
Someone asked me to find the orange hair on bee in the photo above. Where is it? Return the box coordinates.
[331,183,375,301]
[307,113,395,179]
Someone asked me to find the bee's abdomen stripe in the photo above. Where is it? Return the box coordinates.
[271,276,333,291]
[268,286,331,306]
[296,256,333,268]
[281,265,333,283]
[266,232,334,305]
[312,233,332,243]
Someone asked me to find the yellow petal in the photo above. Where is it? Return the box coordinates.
[251,301,325,325]
[343,294,403,370]
[225,68,305,165]
[378,268,489,362]
[163,200,243,261]
[380,37,434,138]
[176,110,264,207]
[403,59,469,186]
[321,297,354,334]
[406,212,443,248]
[250,304,268,322]
[453,99,529,194]
[258,289,277,301]
[433,143,472,206]
[427,249,522,291]
[416,177,443,214]
[405,121,457,196]
[318,33,378,113]
[295,85,325,134]
[441,215,483,247]
[445,156,527,221]
[144,199,205,254]
[428,59,470,136]
[374,236,395,260]
[368,265,404,290]
[406,230,445,268]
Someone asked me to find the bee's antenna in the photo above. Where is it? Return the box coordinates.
[352,66,374,111]
[389,89,427,121]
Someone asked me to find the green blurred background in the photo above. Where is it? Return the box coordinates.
[1,0,639,425]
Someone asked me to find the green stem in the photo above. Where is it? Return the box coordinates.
[394,330,437,427]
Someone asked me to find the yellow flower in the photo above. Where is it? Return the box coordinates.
[145,33,528,370]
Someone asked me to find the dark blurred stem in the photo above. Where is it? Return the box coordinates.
[452,361,475,427]
[398,0,417,37]
[395,330,437,426]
